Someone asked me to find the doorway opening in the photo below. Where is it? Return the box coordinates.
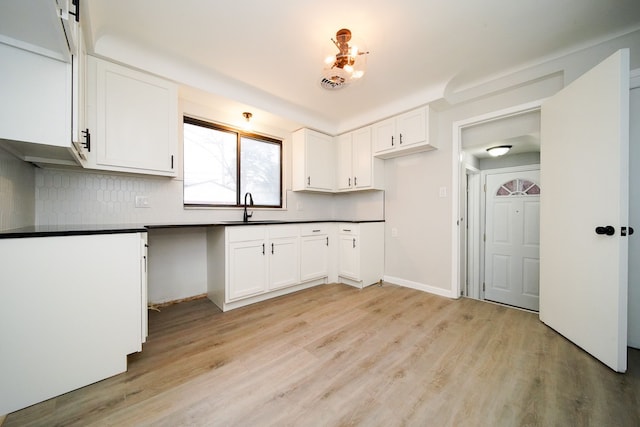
[456,107,542,311]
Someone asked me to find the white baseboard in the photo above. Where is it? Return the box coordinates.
[383,275,459,299]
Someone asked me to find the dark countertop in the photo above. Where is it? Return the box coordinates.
[0,220,384,239]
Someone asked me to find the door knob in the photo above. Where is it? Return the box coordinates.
[622,226,635,236]
[595,225,615,236]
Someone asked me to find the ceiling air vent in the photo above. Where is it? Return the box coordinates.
[320,75,347,90]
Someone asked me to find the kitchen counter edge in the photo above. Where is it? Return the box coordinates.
[0,220,385,239]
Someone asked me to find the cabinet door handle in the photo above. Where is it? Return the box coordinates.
[271,243,274,254]
[326,237,329,246]
[171,155,174,169]
[354,176,357,187]
[399,133,403,144]
[391,135,394,146]
[353,238,356,248]
[343,229,351,232]
[262,243,265,255]
[307,176,311,186]
[81,128,91,152]
[312,229,321,232]
[348,177,351,187]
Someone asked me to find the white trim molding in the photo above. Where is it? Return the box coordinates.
[384,275,458,299]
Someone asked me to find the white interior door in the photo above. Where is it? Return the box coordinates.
[540,49,629,372]
[485,169,540,311]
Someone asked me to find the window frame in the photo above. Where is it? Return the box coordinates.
[183,116,283,208]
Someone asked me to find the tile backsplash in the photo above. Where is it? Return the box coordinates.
[0,147,35,230]
[33,168,382,226]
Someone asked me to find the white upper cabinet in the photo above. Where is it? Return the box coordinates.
[372,105,437,159]
[336,126,384,192]
[0,0,88,166]
[86,56,178,176]
[292,128,335,192]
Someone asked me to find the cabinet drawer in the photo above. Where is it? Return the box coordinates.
[299,224,329,236]
[227,226,265,243]
[268,225,299,239]
[338,224,360,235]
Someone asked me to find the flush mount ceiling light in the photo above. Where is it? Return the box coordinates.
[242,112,252,130]
[486,145,512,157]
[320,28,369,90]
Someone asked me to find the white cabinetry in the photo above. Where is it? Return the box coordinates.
[292,128,335,192]
[0,231,148,415]
[208,225,301,310]
[336,126,384,191]
[338,222,384,288]
[299,224,331,282]
[268,226,300,291]
[227,227,268,300]
[0,0,88,166]
[86,56,178,176]
[372,105,436,159]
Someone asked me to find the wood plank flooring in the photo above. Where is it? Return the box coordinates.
[4,283,640,426]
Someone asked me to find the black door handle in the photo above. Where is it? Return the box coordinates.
[622,226,635,236]
[595,226,615,236]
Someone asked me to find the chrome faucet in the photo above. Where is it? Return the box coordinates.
[243,192,254,222]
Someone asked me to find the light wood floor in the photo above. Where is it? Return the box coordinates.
[5,283,640,426]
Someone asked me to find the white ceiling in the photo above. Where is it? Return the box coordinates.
[84,0,640,134]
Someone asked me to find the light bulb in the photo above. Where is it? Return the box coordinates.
[352,70,364,79]
[344,64,354,73]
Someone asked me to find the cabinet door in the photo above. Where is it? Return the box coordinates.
[338,233,360,281]
[300,234,330,282]
[352,127,372,189]
[372,117,395,154]
[306,130,335,190]
[269,236,299,291]
[92,57,178,176]
[396,107,426,147]
[0,43,70,148]
[336,133,353,191]
[228,239,268,300]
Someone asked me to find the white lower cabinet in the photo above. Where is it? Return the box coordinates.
[228,234,268,300]
[0,232,148,415]
[208,225,302,310]
[208,222,382,311]
[299,224,330,282]
[338,222,385,288]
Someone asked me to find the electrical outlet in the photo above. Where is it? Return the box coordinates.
[135,196,150,208]
[391,227,398,237]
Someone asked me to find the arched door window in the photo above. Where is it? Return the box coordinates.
[496,178,540,196]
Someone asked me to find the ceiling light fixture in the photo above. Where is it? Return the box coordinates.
[486,145,513,157]
[242,112,252,130]
[320,28,369,91]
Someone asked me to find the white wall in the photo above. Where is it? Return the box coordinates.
[383,31,640,298]
[0,146,35,230]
